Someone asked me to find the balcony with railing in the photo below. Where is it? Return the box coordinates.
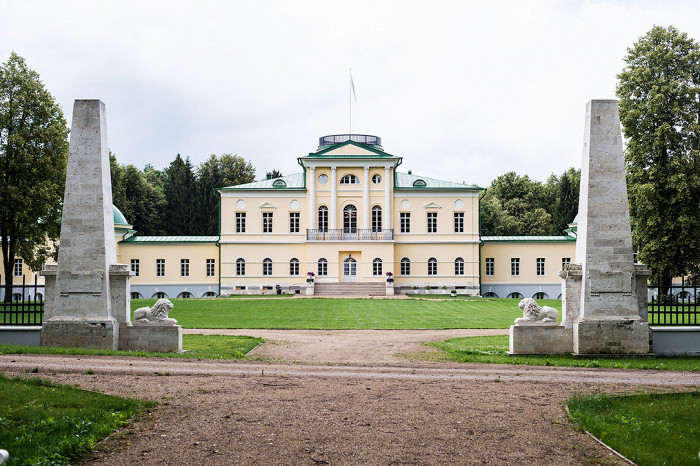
[307,229,394,241]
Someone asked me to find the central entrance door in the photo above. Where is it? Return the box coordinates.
[342,257,358,282]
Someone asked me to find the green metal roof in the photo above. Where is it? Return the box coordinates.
[395,172,483,190]
[113,205,130,226]
[120,236,219,243]
[309,140,392,157]
[218,173,305,191]
[481,235,575,242]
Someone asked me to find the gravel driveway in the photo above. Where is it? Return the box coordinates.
[1,329,698,465]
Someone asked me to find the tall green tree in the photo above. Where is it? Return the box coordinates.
[266,169,282,179]
[0,52,69,289]
[617,25,700,280]
[197,153,255,235]
[480,172,555,236]
[547,168,580,233]
[163,154,199,236]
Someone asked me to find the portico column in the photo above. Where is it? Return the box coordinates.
[330,166,337,230]
[384,166,391,230]
[363,166,370,230]
[308,166,315,229]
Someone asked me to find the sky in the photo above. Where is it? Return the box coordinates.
[2,1,700,188]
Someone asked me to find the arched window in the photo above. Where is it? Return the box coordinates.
[202,291,217,297]
[318,206,328,232]
[178,291,193,298]
[263,258,272,276]
[236,258,245,276]
[400,257,411,276]
[130,292,143,299]
[340,174,359,184]
[412,179,426,187]
[371,206,382,232]
[483,292,499,298]
[533,292,549,299]
[289,258,299,276]
[343,205,357,233]
[153,292,168,299]
[428,257,437,276]
[454,257,464,275]
[272,179,286,187]
[507,292,524,299]
[373,258,383,276]
[317,258,328,276]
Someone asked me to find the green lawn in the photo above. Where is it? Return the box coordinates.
[131,296,539,329]
[567,391,700,465]
[0,334,262,359]
[431,335,700,371]
[0,374,154,465]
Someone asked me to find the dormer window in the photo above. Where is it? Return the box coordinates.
[413,179,426,187]
[272,179,286,187]
[340,174,359,184]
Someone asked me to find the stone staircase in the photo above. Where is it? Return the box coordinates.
[313,282,386,296]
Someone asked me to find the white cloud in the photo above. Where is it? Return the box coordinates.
[2,0,700,186]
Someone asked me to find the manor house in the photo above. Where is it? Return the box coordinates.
[10,134,577,300]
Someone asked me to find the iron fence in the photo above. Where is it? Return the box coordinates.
[0,275,44,326]
[306,229,394,241]
[649,277,699,326]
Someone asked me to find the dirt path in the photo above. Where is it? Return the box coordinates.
[185,328,509,365]
[2,330,698,465]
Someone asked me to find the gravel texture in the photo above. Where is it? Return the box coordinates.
[1,329,698,465]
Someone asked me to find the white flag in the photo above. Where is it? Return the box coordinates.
[350,70,357,102]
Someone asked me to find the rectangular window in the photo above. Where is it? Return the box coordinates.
[318,208,328,232]
[13,259,22,277]
[400,213,411,233]
[562,257,571,270]
[206,259,215,277]
[262,212,273,233]
[454,212,464,233]
[236,212,246,233]
[289,212,300,233]
[372,208,382,232]
[181,259,190,277]
[156,259,165,277]
[485,258,494,276]
[130,259,140,277]
[537,258,545,276]
[427,212,438,233]
[511,258,520,277]
[428,259,437,275]
[290,260,299,276]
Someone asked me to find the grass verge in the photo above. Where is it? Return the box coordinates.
[0,374,154,464]
[567,391,700,465]
[0,334,262,360]
[130,296,540,329]
[431,335,700,371]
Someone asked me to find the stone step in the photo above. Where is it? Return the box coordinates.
[313,282,386,296]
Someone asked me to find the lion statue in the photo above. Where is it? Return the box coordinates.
[133,298,178,325]
[514,298,558,324]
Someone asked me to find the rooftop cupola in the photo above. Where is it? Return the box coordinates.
[318,134,382,149]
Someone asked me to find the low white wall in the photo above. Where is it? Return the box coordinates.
[651,327,700,356]
[0,327,41,346]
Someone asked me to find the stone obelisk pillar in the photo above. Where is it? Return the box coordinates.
[569,99,650,354]
[41,100,131,349]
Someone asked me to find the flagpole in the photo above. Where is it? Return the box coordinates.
[349,68,352,134]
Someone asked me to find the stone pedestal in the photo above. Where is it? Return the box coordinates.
[119,323,183,353]
[573,320,649,355]
[509,324,573,354]
[386,282,395,296]
[306,282,314,295]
